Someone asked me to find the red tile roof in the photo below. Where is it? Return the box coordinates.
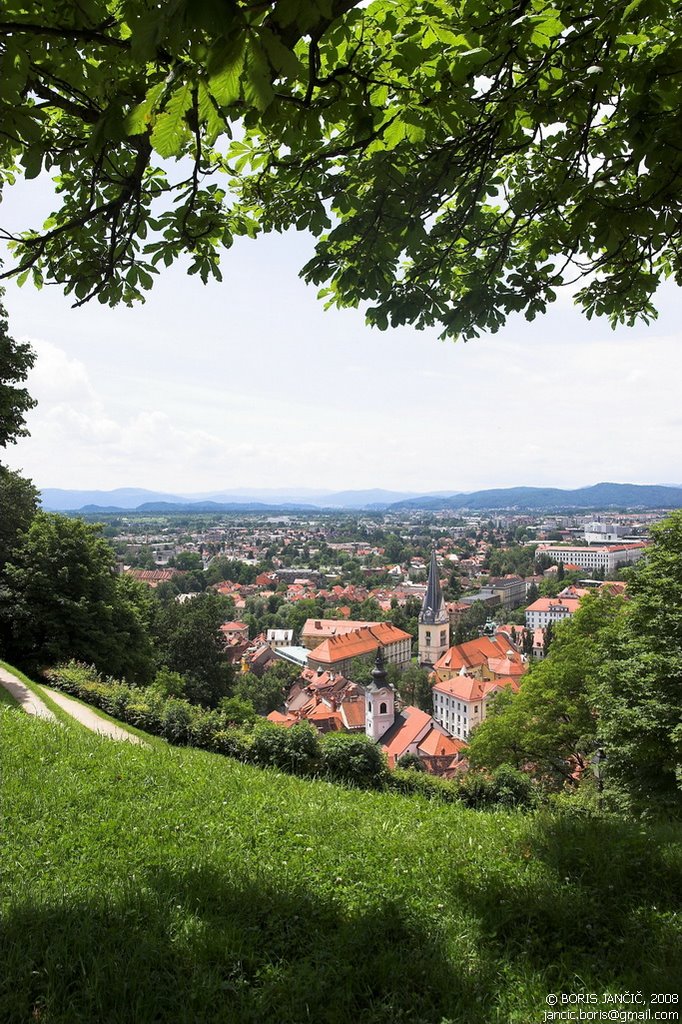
[380,706,433,761]
[309,622,411,665]
[417,728,465,758]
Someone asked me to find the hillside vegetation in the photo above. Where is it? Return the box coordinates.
[1,710,680,1024]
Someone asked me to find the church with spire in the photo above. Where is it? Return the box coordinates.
[418,547,450,667]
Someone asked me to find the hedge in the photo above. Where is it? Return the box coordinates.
[43,661,536,807]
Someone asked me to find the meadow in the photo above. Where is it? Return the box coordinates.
[1,707,680,1024]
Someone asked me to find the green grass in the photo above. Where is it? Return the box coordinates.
[1,711,680,1024]
[0,684,18,707]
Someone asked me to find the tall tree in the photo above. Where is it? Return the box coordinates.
[468,593,624,788]
[153,592,233,706]
[594,512,682,814]
[0,467,38,571]
[0,3,680,338]
[0,513,154,681]
[0,290,35,451]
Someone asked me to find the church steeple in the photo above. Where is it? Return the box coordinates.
[418,547,450,666]
[420,547,446,625]
[364,646,395,741]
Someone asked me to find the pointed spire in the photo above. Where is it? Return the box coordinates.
[371,646,387,686]
[366,645,390,692]
[420,546,446,624]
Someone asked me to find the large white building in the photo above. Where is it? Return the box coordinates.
[536,543,647,574]
[432,673,519,741]
[525,596,581,630]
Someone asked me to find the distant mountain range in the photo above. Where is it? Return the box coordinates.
[40,482,682,513]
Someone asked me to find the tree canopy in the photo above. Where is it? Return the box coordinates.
[1,1,680,338]
[0,289,35,450]
[0,512,154,681]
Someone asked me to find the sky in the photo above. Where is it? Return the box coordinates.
[2,174,681,495]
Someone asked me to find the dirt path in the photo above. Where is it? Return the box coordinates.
[0,667,57,722]
[40,687,148,746]
[0,667,147,746]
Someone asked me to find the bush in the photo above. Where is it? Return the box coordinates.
[248,721,320,776]
[389,768,460,802]
[319,733,387,788]
[210,728,252,760]
[456,771,496,809]
[396,752,425,772]
[42,662,538,808]
[490,764,537,809]
[160,698,195,744]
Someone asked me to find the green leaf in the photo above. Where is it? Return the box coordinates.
[124,83,165,136]
[208,37,247,106]
[150,83,193,158]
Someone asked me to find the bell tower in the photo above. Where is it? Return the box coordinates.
[418,547,450,667]
[364,647,395,741]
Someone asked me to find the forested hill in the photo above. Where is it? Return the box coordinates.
[390,482,682,511]
[41,482,682,514]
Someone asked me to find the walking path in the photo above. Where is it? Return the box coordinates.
[0,667,57,722]
[0,667,147,746]
[41,687,148,745]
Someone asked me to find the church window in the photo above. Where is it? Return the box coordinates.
[379,702,387,715]
[368,701,372,712]
[425,630,431,644]
[440,630,446,646]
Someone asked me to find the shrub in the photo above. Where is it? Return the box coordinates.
[283,723,320,777]
[210,728,252,760]
[160,698,195,744]
[490,764,537,809]
[396,752,425,772]
[319,733,387,788]
[456,771,496,809]
[389,768,460,803]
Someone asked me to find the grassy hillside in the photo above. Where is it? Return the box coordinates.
[1,709,680,1024]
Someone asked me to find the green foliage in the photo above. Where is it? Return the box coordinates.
[218,694,258,726]
[396,663,432,711]
[468,595,625,789]
[594,512,682,814]
[319,732,388,788]
[1,4,680,338]
[486,545,537,579]
[204,557,258,585]
[232,665,289,715]
[152,591,233,706]
[0,290,36,449]
[149,667,187,699]
[172,550,203,571]
[0,513,154,682]
[249,720,320,776]
[0,466,38,570]
[395,752,425,772]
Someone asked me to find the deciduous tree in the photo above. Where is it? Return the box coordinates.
[1,2,680,338]
[0,290,35,450]
[0,513,154,681]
